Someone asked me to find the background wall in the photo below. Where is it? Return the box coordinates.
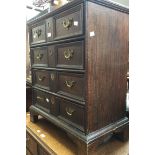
[111,0,129,6]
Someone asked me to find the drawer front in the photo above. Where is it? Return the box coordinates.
[59,98,85,131]
[31,47,48,67]
[26,133,37,155]
[33,90,50,113]
[57,72,85,101]
[33,70,50,90]
[53,4,83,40]
[33,90,59,115]
[33,90,59,116]
[56,41,84,69]
[31,23,46,44]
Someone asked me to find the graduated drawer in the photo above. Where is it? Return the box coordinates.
[33,70,50,90]
[56,41,84,69]
[32,70,56,92]
[57,72,85,101]
[31,47,48,67]
[31,21,46,44]
[58,98,85,131]
[26,133,37,155]
[33,89,59,115]
[53,4,83,40]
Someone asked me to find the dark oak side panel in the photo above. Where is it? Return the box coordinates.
[86,2,129,132]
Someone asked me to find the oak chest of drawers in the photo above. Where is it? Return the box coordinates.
[28,0,129,154]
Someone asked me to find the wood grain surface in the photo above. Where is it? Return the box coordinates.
[26,113,128,155]
[86,1,129,132]
[27,113,76,155]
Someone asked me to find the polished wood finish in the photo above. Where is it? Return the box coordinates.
[28,0,129,154]
[57,72,85,101]
[26,132,38,155]
[59,98,85,131]
[26,131,52,155]
[27,113,128,155]
[86,1,129,132]
[56,41,84,69]
[53,4,83,40]
[27,113,76,155]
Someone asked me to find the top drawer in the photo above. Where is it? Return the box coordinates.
[53,4,83,40]
[31,21,46,44]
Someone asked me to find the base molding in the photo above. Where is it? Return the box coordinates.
[30,105,129,155]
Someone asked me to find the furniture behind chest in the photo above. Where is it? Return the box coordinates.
[26,113,128,155]
[28,0,129,154]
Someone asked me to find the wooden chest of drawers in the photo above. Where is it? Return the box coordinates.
[28,0,129,154]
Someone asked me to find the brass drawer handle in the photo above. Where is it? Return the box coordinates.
[37,96,44,101]
[37,96,49,103]
[36,29,42,38]
[66,107,75,116]
[62,18,73,29]
[38,75,45,81]
[64,49,74,60]
[36,53,43,60]
[65,80,76,88]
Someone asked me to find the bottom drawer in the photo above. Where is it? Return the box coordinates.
[26,133,37,155]
[58,98,85,131]
[33,90,50,113]
[33,90,59,115]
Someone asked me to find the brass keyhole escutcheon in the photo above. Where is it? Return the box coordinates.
[51,74,55,80]
[51,96,55,105]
